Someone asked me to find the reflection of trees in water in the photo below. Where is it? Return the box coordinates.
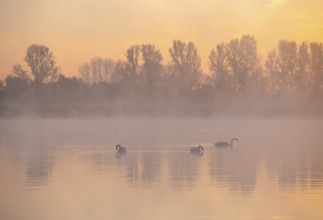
[208,148,258,194]
[266,146,300,190]
[309,149,323,188]
[26,148,54,187]
[304,137,323,188]
[88,149,116,174]
[169,151,202,190]
[125,151,161,187]
[21,138,323,192]
[265,136,323,190]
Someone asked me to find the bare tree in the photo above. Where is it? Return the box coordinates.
[295,42,310,95]
[226,35,260,95]
[169,40,202,91]
[11,64,31,82]
[78,63,91,83]
[126,45,141,83]
[24,44,60,84]
[278,40,298,94]
[209,35,261,96]
[110,60,129,84]
[266,49,282,96]
[266,40,304,96]
[209,43,233,92]
[78,57,116,84]
[140,44,163,88]
[310,42,323,96]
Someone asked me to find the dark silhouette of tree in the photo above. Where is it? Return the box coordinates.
[278,40,298,94]
[23,44,60,84]
[110,60,129,84]
[226,35,260,95]
[209,35,261,96]
[309,42,323,97]
[168,40,202,92]
[266,40,322,97]
[111,44,164,92]
[1,38,323,117]
[295,42,310,95]
[140,44,163,89]
[50,75,82,101]
[267,40,298,96]
[79,57,116,84]
[12,64,31,82]
[209,43,234,93]
[78,62,91,83]
[0,80,4,92]
[126,45,141,83]
[266,49,282,96]
[0,80,4,110]
[110,46,142,86]
[4,75,29,98]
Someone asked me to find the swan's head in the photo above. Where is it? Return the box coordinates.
[116,144,121,151]
[198,145,204,151]
[231,138,239,143]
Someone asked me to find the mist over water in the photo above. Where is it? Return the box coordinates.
[1,38,323,118]
[1,117,323,220]
[0,34,323,220]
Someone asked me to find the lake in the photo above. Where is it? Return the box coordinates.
[1,118,323,220]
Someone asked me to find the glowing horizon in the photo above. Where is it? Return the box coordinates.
[0,0,322,80]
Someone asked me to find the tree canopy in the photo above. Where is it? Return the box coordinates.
[1,36,323,117]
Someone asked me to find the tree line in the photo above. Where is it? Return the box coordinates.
[0,35,322,117]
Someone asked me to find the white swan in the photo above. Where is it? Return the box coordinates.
[214,138,239,149]
[116,144,127,158]
[190,145,204,155]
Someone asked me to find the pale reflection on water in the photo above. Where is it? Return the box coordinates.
[0,118,323,220]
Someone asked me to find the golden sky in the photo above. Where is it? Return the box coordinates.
[0,0,322,79]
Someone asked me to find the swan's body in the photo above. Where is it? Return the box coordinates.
[190,145,204,155]
[116,144,127,158]
[214,138,239,149]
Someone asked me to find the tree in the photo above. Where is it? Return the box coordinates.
[78,63,91,83]
[12,64,30,82]
[50,74,82,104]
[140,44,163,88]
[126,45,141,83]
[110,60,129,84]
[295,42,310,95]
[0,80,4,101]
[4,74,29,98]
[24,44,60,83]
[110,45,142,86]
[5,64,31,95]
[278,40,298,93]
[309,42,323,96]
[168,40,202,91]
[226,35,260,95]
[266,49,282,96]
[209,35,261,96]
[209,43,233,92]
[266,40,304,96]
[79,57,116,84]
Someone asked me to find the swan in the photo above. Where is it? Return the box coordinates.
[116,144,127,158]
[190,145,204,155]
[214,138,239,149]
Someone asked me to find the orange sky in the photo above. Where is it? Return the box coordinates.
[1,0,323,80]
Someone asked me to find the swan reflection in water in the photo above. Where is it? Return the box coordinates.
[214,138,239,150]
[116,144,127,158]
[190,145,204,156]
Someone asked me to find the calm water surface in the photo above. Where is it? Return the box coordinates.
[0,118,323,220]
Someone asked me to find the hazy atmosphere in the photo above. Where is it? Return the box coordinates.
[1,0,323,220]
[1,0,323,78]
